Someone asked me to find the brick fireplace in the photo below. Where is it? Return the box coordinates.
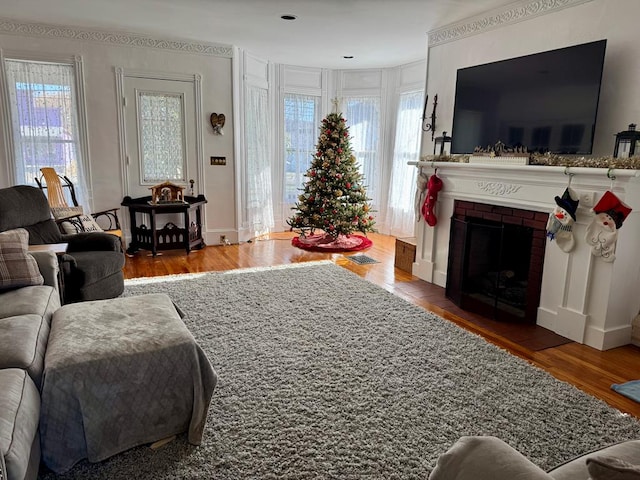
[446,201,547,324]
[411,161,640,350]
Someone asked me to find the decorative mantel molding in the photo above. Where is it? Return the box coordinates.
[477,181,522,196]
[0,17,233,57]
[428,0,594,47]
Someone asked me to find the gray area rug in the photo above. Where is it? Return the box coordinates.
[40,261,640,479]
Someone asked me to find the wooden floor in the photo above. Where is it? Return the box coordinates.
[123,231,640,418]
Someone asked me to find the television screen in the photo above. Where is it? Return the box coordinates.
[451,39,607,155]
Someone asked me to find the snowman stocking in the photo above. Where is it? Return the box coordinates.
[546,187,579,253]
[585,191,632,263]
[421,173,443,226]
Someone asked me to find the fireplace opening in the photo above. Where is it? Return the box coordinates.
[445,201,547,323]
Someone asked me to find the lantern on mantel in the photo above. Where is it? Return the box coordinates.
[433,131,452,156]
[613,123,640,158]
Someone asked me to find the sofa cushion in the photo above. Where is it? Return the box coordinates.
[549,440,640,480]
[67,250,124,286]
[0,314,51,388]
[0,185,52,231]
[0,229,43,291]
[0,285,60,322]
[587,455,640,479]
[23,220,65,245]
[0,369,40,480]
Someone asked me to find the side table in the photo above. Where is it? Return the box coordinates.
[29,243,68,304]
[121,195,207,256]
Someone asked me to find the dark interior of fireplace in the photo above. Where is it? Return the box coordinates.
[446,202,546,323]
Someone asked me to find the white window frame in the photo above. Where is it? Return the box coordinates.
[0,50,92,204]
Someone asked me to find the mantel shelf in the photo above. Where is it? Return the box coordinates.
[416,153,640,172]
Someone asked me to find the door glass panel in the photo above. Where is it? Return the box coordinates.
[138,91,186,183]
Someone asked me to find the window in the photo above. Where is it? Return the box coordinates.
[386,91,423,237]
[344,96,380,207]
[3,58,90,206]
[138,91,186,183]
[283,93,320,205]
[244,85,274,235]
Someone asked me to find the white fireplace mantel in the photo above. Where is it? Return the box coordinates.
[410,160,640,350]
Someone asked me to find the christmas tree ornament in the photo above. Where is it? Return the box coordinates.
[585,190,632,262]
[546,187,579,253]
[288,109,375,252]
[421,171,443,226]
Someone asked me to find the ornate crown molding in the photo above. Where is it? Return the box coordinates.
[428,0,594,47]
[0,17,233,57]
[477,181,522,196]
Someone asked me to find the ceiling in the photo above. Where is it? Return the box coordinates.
[0,0,517,69]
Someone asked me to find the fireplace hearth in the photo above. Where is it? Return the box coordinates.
[445,201,546,323]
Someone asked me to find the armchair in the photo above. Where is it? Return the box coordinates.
[0,185,125,303]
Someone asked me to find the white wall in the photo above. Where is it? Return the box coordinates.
[0,24,235,245]
[422,0,640,158]
[0,18,427,245]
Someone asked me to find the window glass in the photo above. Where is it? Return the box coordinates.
[5,60,83,188]
[138,91,186,183]
[344,96,380,206]
[283,93,320,204]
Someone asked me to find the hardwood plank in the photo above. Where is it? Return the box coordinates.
[123,231,640,418]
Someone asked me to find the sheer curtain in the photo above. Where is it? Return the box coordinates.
[386,91,423,237]
[244,85,274,237]
[4,59,91,208]
[343,96,381,210]
[138,92,186,183]
[283,93,320,223]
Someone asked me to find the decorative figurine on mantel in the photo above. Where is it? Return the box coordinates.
[474,141,529,157]
[149,181,186,205]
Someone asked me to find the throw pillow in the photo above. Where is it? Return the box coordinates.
[0,228,44,291]
[50,206,104,234]
[587,456,640,480]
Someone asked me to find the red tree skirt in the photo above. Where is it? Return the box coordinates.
[292,233,373,253]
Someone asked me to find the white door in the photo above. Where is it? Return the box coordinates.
[122,75,199,199]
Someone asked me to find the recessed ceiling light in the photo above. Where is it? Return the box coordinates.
[281,14,297,21]
[343,55,354,59]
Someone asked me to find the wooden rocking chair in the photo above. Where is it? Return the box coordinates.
[35,167,123,241]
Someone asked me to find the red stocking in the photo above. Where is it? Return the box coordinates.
[422,174,443,226]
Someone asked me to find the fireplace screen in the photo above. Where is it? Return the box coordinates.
[446,215,538,323]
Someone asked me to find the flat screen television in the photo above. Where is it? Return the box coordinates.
[450,39,607,155]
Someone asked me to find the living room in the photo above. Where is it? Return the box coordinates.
[2,0,640,479]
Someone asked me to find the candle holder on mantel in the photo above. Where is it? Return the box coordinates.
[614,123,640,158]
[433,131,452,156]
[422,94,438,141]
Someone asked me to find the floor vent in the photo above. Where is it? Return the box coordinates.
[345,254,379,265]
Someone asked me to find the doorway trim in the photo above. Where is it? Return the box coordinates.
[114,67,204,197]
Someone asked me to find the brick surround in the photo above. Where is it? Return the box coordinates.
[449,200,548,323]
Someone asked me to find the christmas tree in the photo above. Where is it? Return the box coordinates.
[287,110,375,244]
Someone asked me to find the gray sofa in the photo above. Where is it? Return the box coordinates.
[0,250,60,480]
[429,435,640,480]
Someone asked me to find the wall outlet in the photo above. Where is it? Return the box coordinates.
[210,156,226,166]
[579,191,596,208]
[219,235,226,244]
